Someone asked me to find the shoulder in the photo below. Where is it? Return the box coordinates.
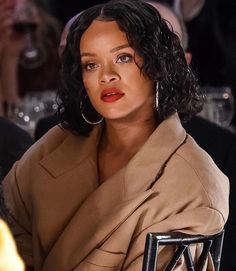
[24,125,70,159]
[175,134,228,184]
[3,125,81,201]
[139,133,229,234]
[12,125,100,178]
[172,134,229,218]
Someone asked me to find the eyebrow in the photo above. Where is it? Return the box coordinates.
[81,44,130,57]
[110,44,130,53]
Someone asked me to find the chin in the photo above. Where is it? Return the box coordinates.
[101,109,126,120]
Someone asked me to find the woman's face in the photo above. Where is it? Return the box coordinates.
[80,20,155,122]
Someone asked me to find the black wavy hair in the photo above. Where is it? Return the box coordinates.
[58,0,203,136]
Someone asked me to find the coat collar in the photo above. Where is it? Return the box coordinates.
[40,113,187,270]
[40,126,102,177]
[124,113,186,199]
[40,113,185,184]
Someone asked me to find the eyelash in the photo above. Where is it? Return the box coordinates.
[116,54,133,63]
[82,62,97,71]
[82,53,133,71]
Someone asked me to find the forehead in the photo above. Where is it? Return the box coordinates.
[80,20,128,50]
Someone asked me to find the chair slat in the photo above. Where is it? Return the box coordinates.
[165,245,187,271]
[184,246,195,271]
[196,240,212,271]
[142,230,225,271]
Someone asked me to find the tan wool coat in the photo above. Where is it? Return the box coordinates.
[3,114,229,271]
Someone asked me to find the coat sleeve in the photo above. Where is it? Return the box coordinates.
[123,206,225,270]
[3,162,33,267]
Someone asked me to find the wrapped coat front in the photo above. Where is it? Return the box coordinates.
[3,114,229,270]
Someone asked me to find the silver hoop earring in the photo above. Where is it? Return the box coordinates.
[80,97,103,125]
[155,82,159,110]
[81,112,104,125]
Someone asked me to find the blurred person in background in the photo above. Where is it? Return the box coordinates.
[0,0,62,119]
[0,116,33,181]
[0,0,23,115]
[173,0,206,21]
[0,0,34,182]
[34,13,79,140]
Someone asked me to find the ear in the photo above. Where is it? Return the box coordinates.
[185,52,192,65]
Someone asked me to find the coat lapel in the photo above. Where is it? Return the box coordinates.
[124,113,187,199]
[40,126,102,178]
[41,114,187,271]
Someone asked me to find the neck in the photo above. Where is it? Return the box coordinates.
[100,116,158,152]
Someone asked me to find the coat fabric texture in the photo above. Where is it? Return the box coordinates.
[3,114,229,270]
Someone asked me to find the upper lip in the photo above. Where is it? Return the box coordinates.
[101,88,124,98]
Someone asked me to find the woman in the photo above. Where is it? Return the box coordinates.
[3,0,229,270]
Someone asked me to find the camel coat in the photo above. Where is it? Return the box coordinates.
[3,114,229,270]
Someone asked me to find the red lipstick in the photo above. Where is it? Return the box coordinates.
[101,88,124,103]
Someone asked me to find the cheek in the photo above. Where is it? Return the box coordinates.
[81,72,88,87]
[82,77,98,104]
[82,72,97,90]
[82,77,93,96]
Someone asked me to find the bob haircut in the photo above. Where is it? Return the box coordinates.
[59,0,203,136]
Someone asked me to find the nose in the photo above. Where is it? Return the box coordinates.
[99,64,120,84]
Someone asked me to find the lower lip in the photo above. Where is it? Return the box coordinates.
[101,94,124,103]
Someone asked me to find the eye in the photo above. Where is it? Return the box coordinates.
[116,54,133,63]
[82,62,98,71]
